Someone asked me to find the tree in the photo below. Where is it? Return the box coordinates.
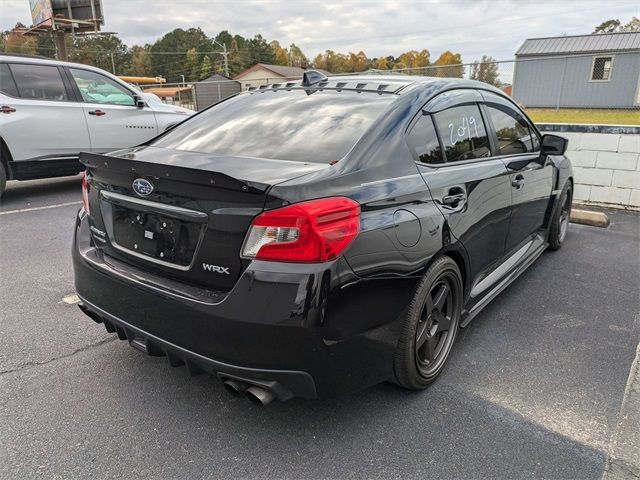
[594,16,639,33]
[594,19,621,33]
[622,16,640,32]
[313,50,349,73]
[36,33,56,58]
[433,51,464,78]
[289,43,309,68]
[248,34,276,65]
[396,49,430,73]
[470,55,501,86]
[185,47,199,81]
[214,30,233,49]
[150,28,214,82]
[70,34,130,74]
[199,55,212,80]
[128,45,152,76]
[345,51,369,72]
[227,35,250,76]
[372,57,389,70]
[2,24,37,55]
[270,40,289,66]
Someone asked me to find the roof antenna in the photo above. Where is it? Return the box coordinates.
[302,70,328,86]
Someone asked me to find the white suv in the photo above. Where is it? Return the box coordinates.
[0,54,194,197]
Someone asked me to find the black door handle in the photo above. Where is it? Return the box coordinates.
[512,174,525,189]
[88,109,106,116]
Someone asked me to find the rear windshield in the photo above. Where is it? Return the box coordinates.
[152,89,395,163]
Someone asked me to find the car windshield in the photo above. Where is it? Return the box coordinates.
[151,89,395,163]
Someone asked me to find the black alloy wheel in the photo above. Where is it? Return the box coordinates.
[394,255,463,389]
[415,276,457,378]
[549,183,572,250]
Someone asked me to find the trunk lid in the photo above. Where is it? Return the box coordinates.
[82,146,326,291]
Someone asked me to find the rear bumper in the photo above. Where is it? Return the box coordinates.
[78,297,316,400]
[73,210,414,399]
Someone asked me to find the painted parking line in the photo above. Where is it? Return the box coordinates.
[0,201,81,216]
[60,294,80,305]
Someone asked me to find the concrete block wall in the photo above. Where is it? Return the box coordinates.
[538,127,640,209]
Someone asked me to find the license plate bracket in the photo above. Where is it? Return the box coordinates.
[111,206,200,267]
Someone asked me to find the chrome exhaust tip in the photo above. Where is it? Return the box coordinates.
[245,385,275,406]
[223,378,248,397]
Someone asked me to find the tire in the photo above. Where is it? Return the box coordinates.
[0,161,5,199]
[548,182,572,251]
[394,255,463,390]
[0,141,9,199]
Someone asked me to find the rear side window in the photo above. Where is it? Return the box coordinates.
[406,114,443,164]
[485,105,536,155]
[9,64,69,101]
[0,64,19,97]
[152,89,395,163]
[433,105,490,162]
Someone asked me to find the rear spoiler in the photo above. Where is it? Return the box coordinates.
[80,151,268,194]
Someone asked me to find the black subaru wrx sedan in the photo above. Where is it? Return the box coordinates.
[73,72,573,405]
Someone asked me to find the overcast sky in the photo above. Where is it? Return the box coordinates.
[2,0,638,62]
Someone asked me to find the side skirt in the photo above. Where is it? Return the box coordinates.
[8,157,83,181]
[460,235,548,328]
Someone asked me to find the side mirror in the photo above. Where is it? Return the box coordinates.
[541,134,568,156]
[133,95,145,108]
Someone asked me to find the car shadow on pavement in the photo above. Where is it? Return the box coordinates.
[87,339,604,479]
[0,174,82,207]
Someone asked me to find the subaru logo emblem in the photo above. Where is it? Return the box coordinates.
[132,178,153,197]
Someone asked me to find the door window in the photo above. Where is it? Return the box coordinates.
[406,114,444,164]
[432,105,490,162]
[485,105,537,155]
[9,64,69,101]
[69,69,135,106]
[0,64,19,97]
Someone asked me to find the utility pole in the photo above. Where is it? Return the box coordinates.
[212,40,229,77]
[222,43,229,78]
[110,53,116,74]
[54,30,69,61]
[180,74,185,87]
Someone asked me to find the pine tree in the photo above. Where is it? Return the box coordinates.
[199,55,212,80]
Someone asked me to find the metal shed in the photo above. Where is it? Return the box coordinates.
[193,74,241,111]
[513,32,640,109]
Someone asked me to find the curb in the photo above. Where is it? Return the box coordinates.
[570,209,610,228]
[603,343,640,480]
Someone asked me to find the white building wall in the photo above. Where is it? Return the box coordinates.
[546,130,640,209]
[235,68,295,90]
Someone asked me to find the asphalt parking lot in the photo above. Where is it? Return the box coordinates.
[1,176,639,479]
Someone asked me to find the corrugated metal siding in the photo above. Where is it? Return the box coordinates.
[513,51,640,108]
[516,32,640,56]
[194,81,241,111]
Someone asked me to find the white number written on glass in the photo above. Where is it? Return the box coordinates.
[448,116,479,145]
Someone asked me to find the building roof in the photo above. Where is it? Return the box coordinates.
[516,32,640,57]
[234,63,331,80]
[197,73,237,83]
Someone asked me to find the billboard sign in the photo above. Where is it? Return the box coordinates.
[29,0,53,27]
[28,0,104,31]
[51,0,104,25]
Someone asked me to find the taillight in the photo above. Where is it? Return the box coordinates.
[242,197,360,263]
[81,170,90,215]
